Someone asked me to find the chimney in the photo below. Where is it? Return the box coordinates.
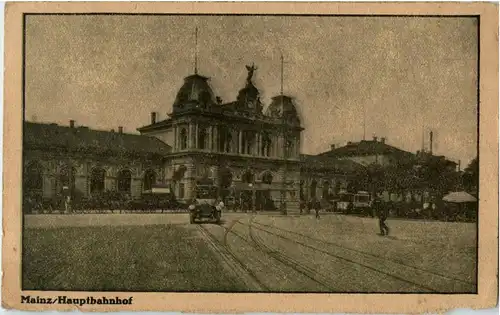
[118,126,123,134]
[70,120,75,128]
[151,112,157,124]
[429,131,433,155]
[380,137,386,144]
[331,144,336,150]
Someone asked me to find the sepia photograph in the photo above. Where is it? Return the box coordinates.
[3,2,498,313]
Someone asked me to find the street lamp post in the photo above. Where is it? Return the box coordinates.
[249,183,256,213]
[281,115,288,216]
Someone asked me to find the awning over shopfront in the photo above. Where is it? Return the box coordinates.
[231,182,280,191]
[143,184,171,194]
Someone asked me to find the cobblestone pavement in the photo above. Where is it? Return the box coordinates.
[24,212,477,293]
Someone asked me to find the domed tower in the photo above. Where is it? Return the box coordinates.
[172,74,217,112]
[235,63,264,114]
[265,95,301,127]
[171,26,218,114]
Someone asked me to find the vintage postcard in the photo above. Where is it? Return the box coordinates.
[2,1,498,313]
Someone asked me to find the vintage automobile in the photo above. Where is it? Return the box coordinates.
[189,183,221,224]
[189,199,221,224]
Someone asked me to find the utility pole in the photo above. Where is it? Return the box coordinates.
[363,103,366,141]
[194,27,198,75]
[280,52,287,215]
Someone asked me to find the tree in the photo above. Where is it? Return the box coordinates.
[462,157,478,193]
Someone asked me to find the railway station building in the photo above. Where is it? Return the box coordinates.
[23,64,367,211]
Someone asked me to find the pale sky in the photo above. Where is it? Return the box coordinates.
[25,15,478,166]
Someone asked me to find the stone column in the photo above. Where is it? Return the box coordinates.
[75,176,88,197]
[188,123,194,149]
[194,123,199,149]
[295,138,300,157]
[43,175,54,199]
[256,133,262,156]
[105,177,115,191]
[173,125,178,152]
[213,125,219,152]
[185,163,196,200]
[238,131,243,154]
[208,125,213,152]
[230,129,237,154]
[131,178,142,199]
[277,135,283,158]
[212,165,220,187]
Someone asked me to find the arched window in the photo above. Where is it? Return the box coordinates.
[59,164,76,193]
[218,168,233,189]
[143,169,156,191]
[242,131,255,155]
[261,133,272,157]
[117,169,132,193]
[242,170,254,184]
[218,127,232,153]
[310,180,317,199]
[262,172,273,184]
[322,181,330,199]
[334,182,341,196]
[25,162,43,191]
[179,128,187,150]
[90,168,106,194]
[198,127,208,149]
[285,139,293,158]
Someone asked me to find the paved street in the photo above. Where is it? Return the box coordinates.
[24,212,476,293]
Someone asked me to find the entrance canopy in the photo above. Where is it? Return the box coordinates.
[143,184,171,195]
[231,182,277,191]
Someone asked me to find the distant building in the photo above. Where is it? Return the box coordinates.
[300,154,367,200]
[318,136,414,167]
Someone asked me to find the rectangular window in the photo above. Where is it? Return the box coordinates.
[179,183,185,199]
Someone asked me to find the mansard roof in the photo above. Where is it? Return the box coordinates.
[172,74,217,113]
[300,154,367,174]
[24,121,171,157]
[266,95,301,126]
[318,139,413,158]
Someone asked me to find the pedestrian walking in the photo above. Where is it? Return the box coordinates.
[64,195,72,214]
[313,198,321,219]
[373,196,389,236]
[216,198,225,212]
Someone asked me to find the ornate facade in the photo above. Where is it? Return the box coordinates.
[138,65,304,210]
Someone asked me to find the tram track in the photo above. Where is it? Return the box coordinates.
[246,217,339,292]
[225,219,334,291]
[196,222,268,291]
[252,220,476,287]
[201,217,339,292]
[248,220,474,292]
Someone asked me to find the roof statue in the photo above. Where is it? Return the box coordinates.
[245,63,257,84]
